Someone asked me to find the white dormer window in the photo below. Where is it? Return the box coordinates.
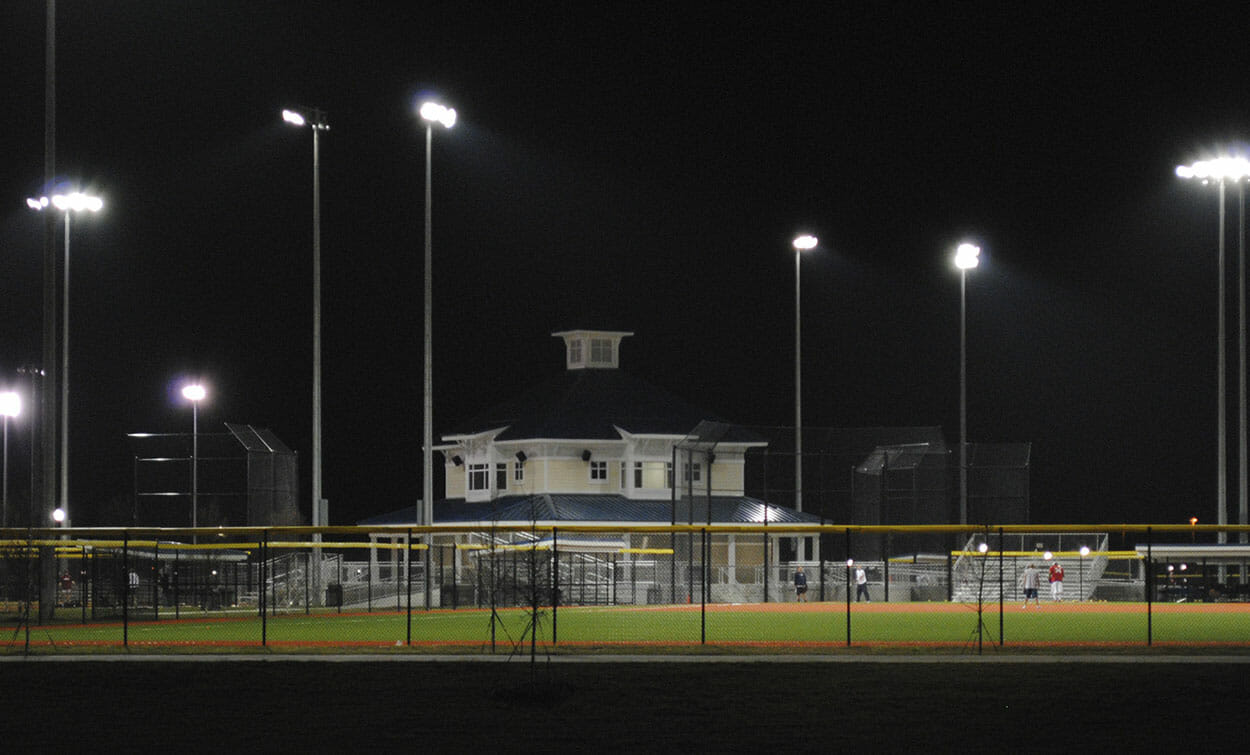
[589,460,608,482]
[554,330,633,370]
[590,338,612,365]
[468,464,489,491]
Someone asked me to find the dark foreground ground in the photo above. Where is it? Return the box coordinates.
[1,658,1244,751]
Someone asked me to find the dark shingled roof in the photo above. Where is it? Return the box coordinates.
[358,494,821,526]
[443,368,760,442]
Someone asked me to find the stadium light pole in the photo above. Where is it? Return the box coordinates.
[418,100,456,529]
[181,384,206,540]
[792,234,818,513]
[1177,157,1250,546]
[954,242,980,526]
[26,192,103,529]
[282,107,330,537]
[1,391,20,529]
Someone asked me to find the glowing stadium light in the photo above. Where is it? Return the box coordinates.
[282,109,306,126]
[181,384,206,402]
[792,234,818,251]
[419,101,457,129]
[846,558,854,567]
[1180,563,1188,571]
[51,507,66,523]
[0,392,20,418]
[1079,545,1090,557]
[954,242,981,270]
[1043,550,1053,561]
[1190,516,1198,526]
[978,542,989,554]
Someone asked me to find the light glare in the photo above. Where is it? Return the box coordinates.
[282,109,306,126]
[51,507,66,523]
[181,384,207,402]
[978,542,989,553]
[419,101,457,128]
[1043,550,1053,561]
[0,391,20,418]
[955,242,981,270]
[1177,157,1250,182]
[1079,545,1090,557]
[792,234,818,251]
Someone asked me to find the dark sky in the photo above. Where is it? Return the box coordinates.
[2,3,1248,527]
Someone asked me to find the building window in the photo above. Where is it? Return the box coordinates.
[590,460,607,482]
[468,464,489,491]
[620,462,626,489]
[684,462,702,482]
[568,339,583,366]
[589,338,612,365]
[514,463,524,483]
[496,463,508,491]
[633,461,673,489]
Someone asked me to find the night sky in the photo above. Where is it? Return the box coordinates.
[2,3,1248,527]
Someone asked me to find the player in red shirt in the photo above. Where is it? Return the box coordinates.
[1048,561,1065,601]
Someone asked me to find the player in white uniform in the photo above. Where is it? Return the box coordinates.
[1021,563,1041,608]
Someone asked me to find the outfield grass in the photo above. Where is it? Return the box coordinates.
[5,601,1250,652]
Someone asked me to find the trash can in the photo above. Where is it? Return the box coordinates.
[325,583,343,607]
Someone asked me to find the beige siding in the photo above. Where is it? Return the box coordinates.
[544,459,611,493]
[445,464,465,498]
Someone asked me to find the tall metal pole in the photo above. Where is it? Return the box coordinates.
[960,266,968,525]
[1240,181,1247,543]
[1219,179,1228,542]
[423,123,434,529]
[312,120,322,531]
[61,211,70,527]
[794,245,802,513]
[2,415,8,528]
[191,400,198,535]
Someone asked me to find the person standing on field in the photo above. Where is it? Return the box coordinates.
[794,566,808,602]
[1048,561,1065,601]
[855,565,870,602]
[1022,563,1041,608]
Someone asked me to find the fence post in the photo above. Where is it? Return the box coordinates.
[173,547,179,620]
[701,527,707,645]
[153,542,160,622]
[1146,526,1152,647]
[123,534,129,648]
[552,527,559,646]
[80,544,88,624]
[884,531,891,602]
[998,526,1004,647]
[819,535,826,602]
[262,530,269,647]
[845,528,852,647]
[946,544,954,602]
[305,550,310,615]
[406,528,412,646]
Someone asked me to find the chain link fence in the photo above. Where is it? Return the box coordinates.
[2,524,1249,653]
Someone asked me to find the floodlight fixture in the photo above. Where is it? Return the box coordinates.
[0,392,20,418]
[954,242,981,270]
[1180,563,1188,571]
[978,542,989,554]
[792,234,818,251]
[1167,564,1175,573]
[282,109,306,126]
[181,384,206,402]
[1043,550,1053,561]
[1079,545,1090,557]
[51,507,66,523]
[846,558,854,567]
[419,101,457,129]
[1176,157,1250,183]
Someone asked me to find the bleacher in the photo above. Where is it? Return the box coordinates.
[951,532,1110,603]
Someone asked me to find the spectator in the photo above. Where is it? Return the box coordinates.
[794,566,808,602]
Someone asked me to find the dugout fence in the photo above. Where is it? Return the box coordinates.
[2,523,1249,654]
